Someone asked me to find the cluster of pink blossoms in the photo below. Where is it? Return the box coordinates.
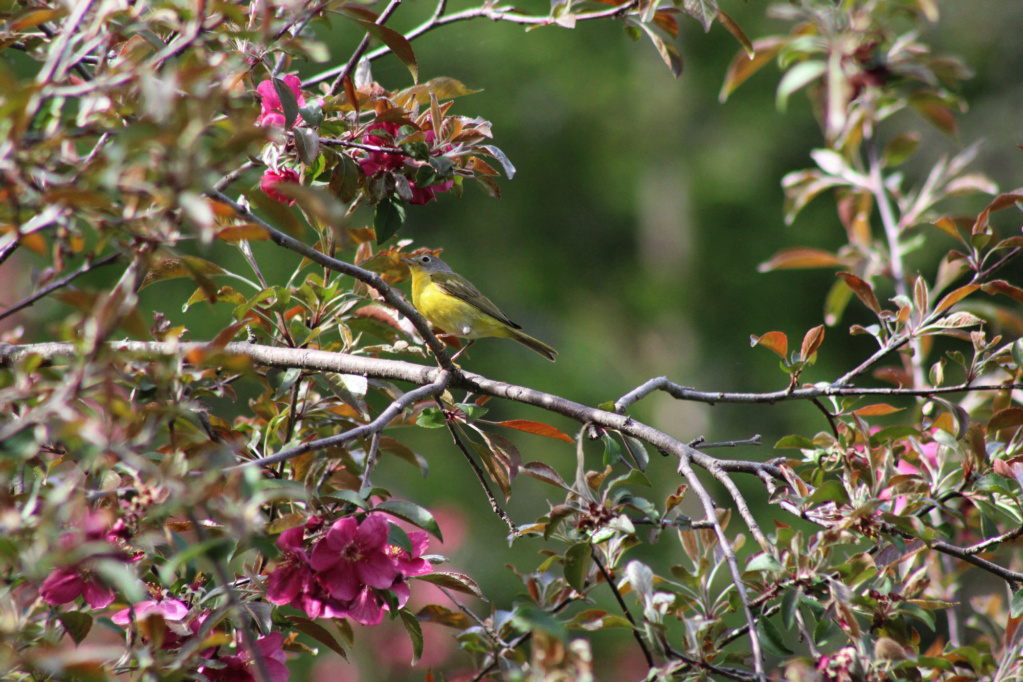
[39,511,137,609]
[267,513,432,626]
[358,121,455,205]
[111,597,289,682]
[254,75,454,206]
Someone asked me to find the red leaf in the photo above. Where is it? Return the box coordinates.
[494,419,574,443]
[837,272,881,315]
[852,404,904,416]
[758,248,842,271]
[982,280,1023,304]
[800,325,825,362]
[934,284,979,314]
[750,331,788,359]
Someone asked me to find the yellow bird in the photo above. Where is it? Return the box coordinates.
[401,254,557,362]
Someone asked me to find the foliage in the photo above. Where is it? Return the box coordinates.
[1,0,1023,680]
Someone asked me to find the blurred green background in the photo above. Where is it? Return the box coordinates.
[9,0,1023,678]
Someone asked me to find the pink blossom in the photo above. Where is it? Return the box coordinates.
[357,123,455,204]
[345,585,387,626]
[198,632,289,682]
[256,75,305,129]
[309,514,397,601]
[358,122,405,176]
[40,566,115,608]
[111,597,189,625]
[260,168,300,205]
[390,530,432,577]
[408,179,454,205]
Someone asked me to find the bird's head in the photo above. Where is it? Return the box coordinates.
[400,253,452,274]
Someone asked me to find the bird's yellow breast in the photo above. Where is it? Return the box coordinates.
[409,271,506,339]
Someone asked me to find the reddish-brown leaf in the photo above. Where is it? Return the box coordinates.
[931,216,965,243]
[759,247,842,271]
[837,272,881,315]
[800,325,825,362]
[216,224,269,241]
[720,36,785,102]
[852,403,904,416]
[988,407,1023,433]
[750,331,788,359]
[934,284,979,314]
[494,419,574,443]
[981,280,1023,304]
[984,189,1023,214]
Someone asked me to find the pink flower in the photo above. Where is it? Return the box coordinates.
[390,530,432,577]
[39,510,136,609]
[345,585,387,626]
[309,514,397,601]
[408,179,454,205]
[260,168,300,205]
[358,122,405,176]
[256,75,305,129]
[198,632,289,682]
[111,597,189,625]
[40,566,115,608]
[357,123,455,204]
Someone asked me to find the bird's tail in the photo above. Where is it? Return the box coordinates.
[506,328,557,362]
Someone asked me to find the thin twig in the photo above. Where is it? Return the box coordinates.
[231,374,450,469]
[676,452,766,682]
[0,253,120,323]
[591,547,655,668]
[436,397,517,536]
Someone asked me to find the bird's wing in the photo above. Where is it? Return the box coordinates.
[433,273,522,330]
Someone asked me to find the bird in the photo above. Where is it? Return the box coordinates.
[400,253,557,362]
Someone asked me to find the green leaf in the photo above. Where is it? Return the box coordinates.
[375,500,443,541]
[58,612,93,645]
[374,197,406,243]
[563,542,592,592]
[272,77,300,130]
[293,127,319,166]
[415,571,484,599]
[745,552,784,574]
[399,609,424,665]
[774,434,816,449]
[757,617,795,656]
[637,22,682,78]
[608,469,652,492]
[287,616,348,659]
[510,604,566,639]
[330,152,364,203]
[565,609,634,631]
[882,132,920,167]
[602,434,622,467]
[807,479,849,505]
[776,60,826,112]
[623,436,650,471]
[416,407,447,429]
[681,0,717,32]
[1012,588,1023,618]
